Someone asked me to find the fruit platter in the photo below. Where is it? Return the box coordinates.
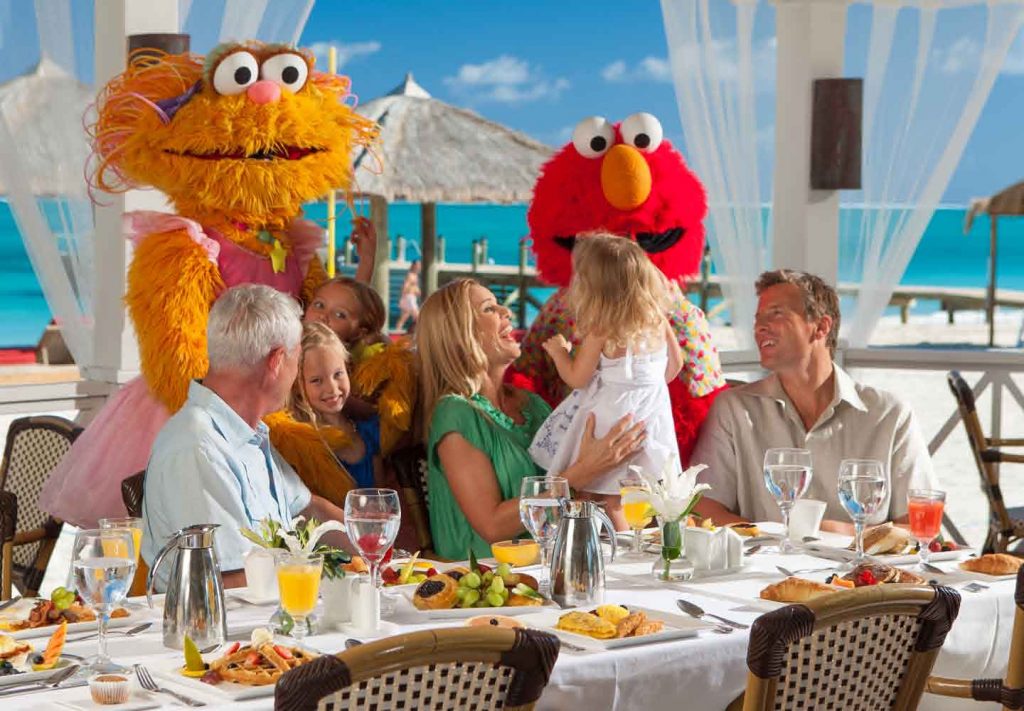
[405,551,553,619]
[0,588,133,639]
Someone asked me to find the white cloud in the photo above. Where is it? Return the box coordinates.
[602,39,775,88]
[308,40,382,70]
[444,55,570,104]
[935,34,1024,76]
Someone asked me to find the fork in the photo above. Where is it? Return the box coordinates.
[67,621,152,643]
[134,664,206,707]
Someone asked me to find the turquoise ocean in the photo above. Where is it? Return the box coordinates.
[2,200,1023,348]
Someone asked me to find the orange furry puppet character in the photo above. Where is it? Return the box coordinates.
[39,42,378,527]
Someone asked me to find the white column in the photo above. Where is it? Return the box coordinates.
[87,0,178,384]
[771,0,848,285]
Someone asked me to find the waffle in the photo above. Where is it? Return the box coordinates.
[211,643,317,686]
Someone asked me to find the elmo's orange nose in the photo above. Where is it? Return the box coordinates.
[601,144,652,211]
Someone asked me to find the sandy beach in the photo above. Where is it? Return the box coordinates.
[3,309,1022,592]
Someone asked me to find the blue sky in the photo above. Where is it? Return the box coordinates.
[1,0,1022,204]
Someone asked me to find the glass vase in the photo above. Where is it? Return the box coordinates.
[651,516,693,582]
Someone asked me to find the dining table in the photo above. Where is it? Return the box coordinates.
[8,524,1015,710]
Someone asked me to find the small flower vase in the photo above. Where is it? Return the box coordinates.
[651,516,694,582]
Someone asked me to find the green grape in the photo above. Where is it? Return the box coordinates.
[501,589,510,602]
[486,591,505,607]
[495,563,512,578]
[455,588,468,601]
[473,600,489,608]
[481,571,494,587]
[463,572,482,589]
[462,589,480,607]
[489,576,505,594]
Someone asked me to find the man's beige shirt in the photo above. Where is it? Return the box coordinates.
[692,364,938,524]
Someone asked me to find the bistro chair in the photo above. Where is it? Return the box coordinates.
[1,491,16,600]
[731,583,961,711]
[386,444,434,555]
[0,415,81,597]
[925,564,1024,708]
[275,626,560,711]
[121,470,146,518]
[948,370,1024,554]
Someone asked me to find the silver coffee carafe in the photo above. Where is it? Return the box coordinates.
[549,499,617,608]
[146,524,227,650]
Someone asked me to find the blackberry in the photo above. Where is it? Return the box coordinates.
[418,580,447,597]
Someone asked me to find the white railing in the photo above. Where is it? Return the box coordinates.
[0,378,113,418]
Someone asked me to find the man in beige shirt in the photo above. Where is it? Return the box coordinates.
[692,270,937,530]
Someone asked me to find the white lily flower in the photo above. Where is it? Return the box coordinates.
[630,456,711,521]
[303,520,345,550]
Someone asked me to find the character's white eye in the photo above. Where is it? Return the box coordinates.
[212,51,259,95]
[571,116,615,158]
[260,53,309,93]
[620,113,663,153]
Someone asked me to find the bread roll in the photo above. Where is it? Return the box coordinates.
[760,577,838,603]
[960,554,1023,576]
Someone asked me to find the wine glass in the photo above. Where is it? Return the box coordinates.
[71,528,136,674]
[276,552,323,643]
[907,489,946,571]
[344,488,401,592]
[619,476,653,560]
[837,459,888,565]
[763,448,813,553]
[518,476,570,596]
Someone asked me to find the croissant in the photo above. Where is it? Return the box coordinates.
[960,554,1023,576]
[760,577,838,603]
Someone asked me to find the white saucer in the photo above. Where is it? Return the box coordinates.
[334,619,401,639]
[228,587,279,606]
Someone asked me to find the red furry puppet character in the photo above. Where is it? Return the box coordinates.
[509,113,726,464]
[40,42,391,527]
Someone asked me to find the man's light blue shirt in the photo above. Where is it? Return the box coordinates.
[141,381,311,587]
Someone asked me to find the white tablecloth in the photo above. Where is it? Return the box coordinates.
[11,540,1014,710]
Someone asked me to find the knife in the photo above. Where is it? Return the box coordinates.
[0,595,22,611]
[799,544,883,565]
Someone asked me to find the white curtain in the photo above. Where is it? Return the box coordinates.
[660,0,775,349]
[0,0,316,362]
[842,0,1024,346]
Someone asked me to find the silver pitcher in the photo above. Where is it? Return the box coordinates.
[549,499,617,608]
[146,524,227,650]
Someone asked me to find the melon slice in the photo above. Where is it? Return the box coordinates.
[32,619,66,670]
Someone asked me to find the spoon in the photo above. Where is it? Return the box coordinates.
[344,639,363,649]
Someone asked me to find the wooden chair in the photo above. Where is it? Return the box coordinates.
[121,471,145,518]
[274,626,560,711]
[732,583,961,711]
[926,565,1024,708]
[385,444,434,555]
[948,370,1024,553]
[0,416,82,597]
[0,491,16,600]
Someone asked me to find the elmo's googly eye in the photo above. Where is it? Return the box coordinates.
[261,53,309,93]
[212,51,259,95]
[620,113,663,153]
[572,117,615,159]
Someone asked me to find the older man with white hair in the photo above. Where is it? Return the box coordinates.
[141,284,347,588]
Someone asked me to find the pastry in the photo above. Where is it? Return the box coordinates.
[760,577,838,603]
[842,563,925,586]
[443,566,472,582]
[615,611,647,638]
[0,635,32,666]
[960,554,1024,576]
[857,523,914,555]
[211,643,316,686]
[465,615,524,629]
[506,592,544,607]
[412,574,459,610]
[727,522,760,537]
[556,611,617,639]
[633,620,665,636]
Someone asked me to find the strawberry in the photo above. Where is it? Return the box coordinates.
[245,651,261,666]
[380,567,400,585]
[382,546,394,564]
[225,642,240,656]
[929,540,942,553]
[856,570,878,586]
[425,567,438,577]
[273,645,293,660]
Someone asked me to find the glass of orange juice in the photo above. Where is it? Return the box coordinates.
[276,553,323,642]
[491,539,541,567]
[619,477,653,560]
[99,517,143,565]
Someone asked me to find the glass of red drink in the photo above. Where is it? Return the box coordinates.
[907,489,946,570]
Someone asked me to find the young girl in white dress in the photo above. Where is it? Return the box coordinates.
[529,234,683,529]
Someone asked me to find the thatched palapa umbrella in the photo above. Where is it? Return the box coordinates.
[964,180,1024,346]
[352,73,553,301]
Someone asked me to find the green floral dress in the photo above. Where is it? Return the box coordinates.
[427,392,552,560]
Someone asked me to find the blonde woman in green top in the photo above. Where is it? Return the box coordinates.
[417,279,647,560]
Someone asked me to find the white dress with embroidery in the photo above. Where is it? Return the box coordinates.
[529,344,681,495]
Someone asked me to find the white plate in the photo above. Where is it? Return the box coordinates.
[517,606,716,650]
[800,543,963,567]
[0,657,75,688]
[953,562,1019,581]
[150,659,276,703]
[398,588,557,619]
[5,610,138,640]
[227,588,278,606]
